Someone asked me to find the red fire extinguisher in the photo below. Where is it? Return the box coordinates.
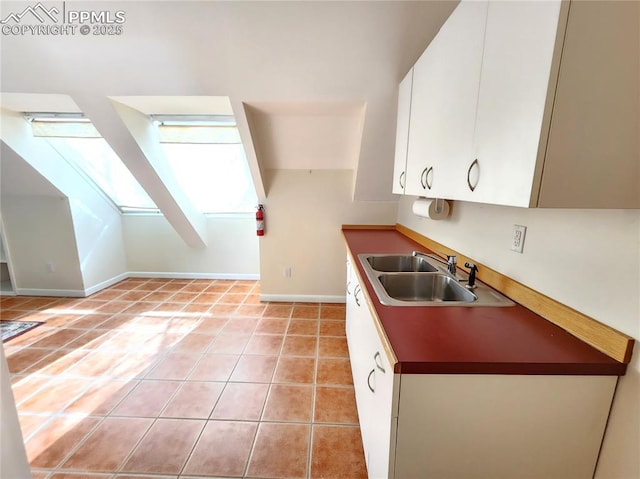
[256,204,265,236]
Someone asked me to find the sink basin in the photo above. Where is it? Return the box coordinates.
[365,254,439,272]
[378,273,476,303]
[357,252,514,307]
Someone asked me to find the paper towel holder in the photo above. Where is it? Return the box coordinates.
[412,197,450,220]
[416,197,446,212]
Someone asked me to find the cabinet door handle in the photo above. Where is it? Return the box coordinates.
[374,351,386,373]
[399,171,405,189]
[354,286,361,307]
[467,159,479,192]
[423,166,433,190]
[346,280,352,295]
[367,368,375,393]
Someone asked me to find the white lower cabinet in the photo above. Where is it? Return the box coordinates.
[394,374,616,479]
[345,258,617,479]
[346,261,398,478]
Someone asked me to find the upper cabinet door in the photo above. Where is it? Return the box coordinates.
[470,0,564,206]
[392,69,413,195]
[394,0,637,208]
[539,0,640,208]
[405,0,488,198]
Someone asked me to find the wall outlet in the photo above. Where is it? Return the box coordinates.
[511,225,527,253]
[46,261,55,273]
[283,266,292,278]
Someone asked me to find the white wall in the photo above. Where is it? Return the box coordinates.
[260,169,398,301]
[69,196,127,294]
[397,196,640,479]
[1,107,128,294]
[1,195,84,294]
[122,214,259,278]
[0,346,30,479]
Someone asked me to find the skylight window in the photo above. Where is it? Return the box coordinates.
[154,116,258,214]
[27,114,157,212]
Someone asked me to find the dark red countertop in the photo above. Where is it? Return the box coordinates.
[343,228,626,376]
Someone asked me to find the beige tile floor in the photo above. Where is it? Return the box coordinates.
[2,278,367,479]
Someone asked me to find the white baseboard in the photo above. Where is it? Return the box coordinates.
[14,288,86,297]
[84,272,129,296]
[260,294,346,304]
[0,280,16,297]
[10,279,347,304]
[13,272,260,298]
[128,272,260,281]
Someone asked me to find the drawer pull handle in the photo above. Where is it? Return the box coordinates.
[421,166,434,190]
[424,166,433,190]
[374,351,386,373]
[367,369,375,393]
[467,158,479,192]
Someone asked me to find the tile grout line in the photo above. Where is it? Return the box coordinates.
[43,414,108,476]
[50,354,177,474]
[105,280,224,479]
[174,336,241,479]
[241,306,293,478]
[176,417,210,478]
[19,369,115,441]
[11,282,360,478]
[307,309,320,479]
[50,363,183,474]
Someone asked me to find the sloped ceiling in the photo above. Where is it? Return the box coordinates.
[0,96,209,249]
[0,1,457,201]
[110,96,235,116]
[0,141,63,197]
[245,101,366,165]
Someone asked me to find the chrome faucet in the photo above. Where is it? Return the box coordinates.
[412,251,463,280]
[446,255,457,276]
[411,250,436,263]
[412,251,447,266]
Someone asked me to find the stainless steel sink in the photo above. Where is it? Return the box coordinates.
[357,253,514,307]
[377,273,476,302]
[365,254,439,273]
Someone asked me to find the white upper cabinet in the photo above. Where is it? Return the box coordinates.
[392,69,413,195]
[537,0,639,208]
[468,0,563,206]
[395,0,639,208]
[404,0,487,198]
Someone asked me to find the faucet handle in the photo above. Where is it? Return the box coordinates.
[446,255,457,265]
[464,262,479,289]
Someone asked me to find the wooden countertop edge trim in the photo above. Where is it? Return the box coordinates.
[395,223,634,364]
[345,246,399,369]
[342,224,396,230]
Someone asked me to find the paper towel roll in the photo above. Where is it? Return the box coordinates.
[412,197,450,220]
